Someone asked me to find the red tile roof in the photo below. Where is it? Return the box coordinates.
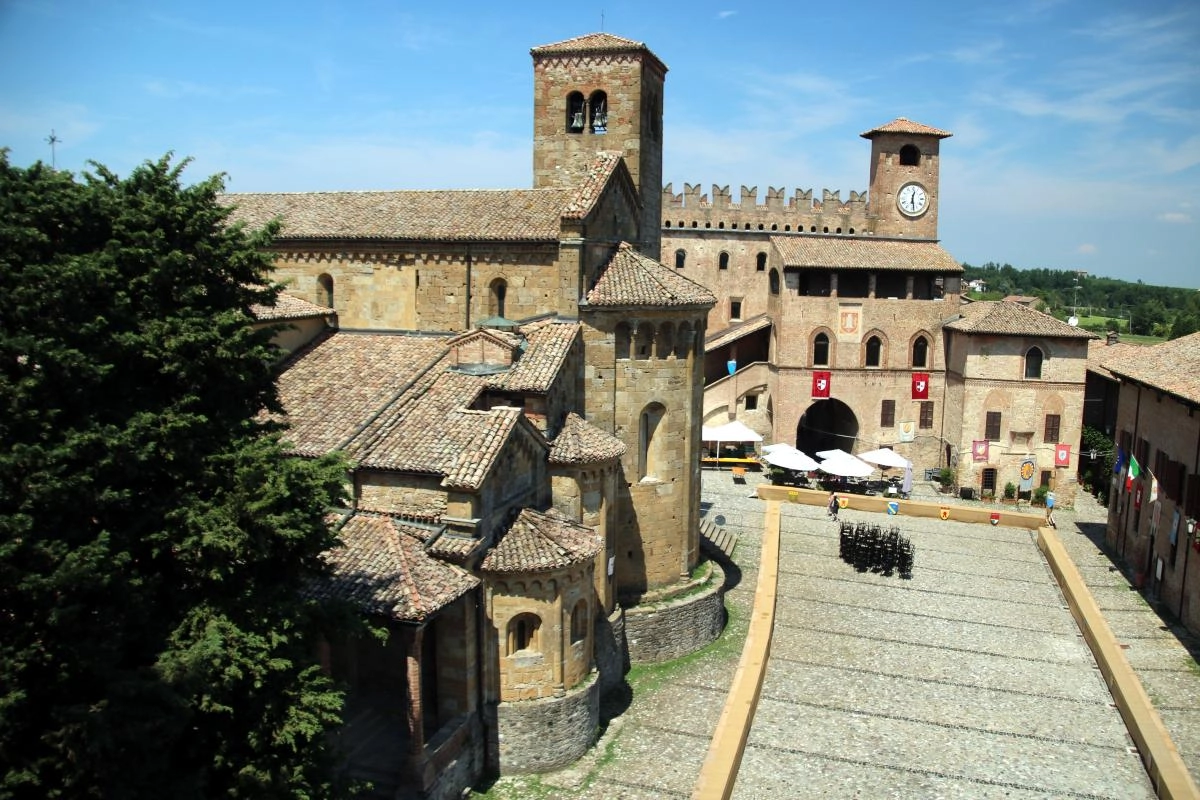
[770,236,964,272]
[549,412,626,465]
[586,242,717,308]
[705,313,772,350]
[251,292,332,321]
[489,320,580,393]
[860,118,952,139]
[221,188,576,242]
[479,508,602,573]
[531,32,666,71]
[313,513,478,622]
[1087,338,1144,380]
[944,301,1097,339]
[1103,331,1200,405]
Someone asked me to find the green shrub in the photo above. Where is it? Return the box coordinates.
[1003,482,1017,499]
[1032,485,1050,506]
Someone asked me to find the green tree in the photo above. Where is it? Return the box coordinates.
[1170,312,1200,340]
[0,153,354,798]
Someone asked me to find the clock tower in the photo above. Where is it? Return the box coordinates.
[861,118,952,240]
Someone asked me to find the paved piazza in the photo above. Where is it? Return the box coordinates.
[479,471,1200,799]
[734,499,1154,799]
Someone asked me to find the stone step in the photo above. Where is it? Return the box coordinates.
[700,518,738,559]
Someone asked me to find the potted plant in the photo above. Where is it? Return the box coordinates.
[1032,485,1049,507]
[1002,482,1018,504]
[937,466,955,493]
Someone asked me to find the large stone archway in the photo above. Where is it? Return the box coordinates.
[796,398,859,455]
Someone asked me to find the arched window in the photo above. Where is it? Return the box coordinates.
[769,268,780,295]
[718,252,730,270]
[813,332,830,366]
[635,323,653,359]
[1025,346,1044,379]
[866,336,883,367]
[570,599,589,644]
[675,321,692,359]
[899,144,921,166]
[489,278,507,318]
[756,252,767,271]
[589,90,608,133]
[566,92,585,133]
[639,403,666,480]
[614,322,631,360]
[675,249,686,269]
[317,273,334,309]
[656,322,675,359]
[911,335,929,368]
[507,613,541,655]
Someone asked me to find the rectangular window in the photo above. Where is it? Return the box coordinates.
[919,401,934,429]
[985,411,1002,440]
[881,399,895,428]
[744,394,758,411]
[1044,414,1061,444]
[982,468,997,494]
[730,299,742,320]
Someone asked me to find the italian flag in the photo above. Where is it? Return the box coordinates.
[1125,455,1141,492]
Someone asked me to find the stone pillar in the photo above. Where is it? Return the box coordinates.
[405,626,426,763]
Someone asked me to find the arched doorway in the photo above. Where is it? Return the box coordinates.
[796,398,859,455]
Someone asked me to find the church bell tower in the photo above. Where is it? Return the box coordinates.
[530,33,667,260]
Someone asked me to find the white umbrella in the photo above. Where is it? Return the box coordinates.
[857,448,910,469]
[764,449,819,472]
[817,454,875,478]
[817,448,854,460]
[762,443,796,454]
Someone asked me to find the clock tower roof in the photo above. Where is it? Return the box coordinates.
[861,117,952,140]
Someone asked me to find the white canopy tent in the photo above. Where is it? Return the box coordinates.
[701,420,763,444]
[856,448,910,470]
[817,453,875,478]
[764,448,819,472]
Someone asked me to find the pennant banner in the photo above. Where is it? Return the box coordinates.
[911,372,930,400]
[1054,444,1071,467]
[812,371,831,398]
[972,440,989,462]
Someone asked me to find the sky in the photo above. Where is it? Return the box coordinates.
[2,1,1198,290]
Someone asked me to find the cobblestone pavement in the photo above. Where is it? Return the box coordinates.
[477,471,1200,799]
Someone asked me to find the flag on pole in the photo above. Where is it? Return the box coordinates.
[1113,446,1125,475]
[1125,454,1141,492]
[1149,473,1159,504]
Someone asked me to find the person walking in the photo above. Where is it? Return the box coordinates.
[828,491,840,521]
[1045,490,1056,528]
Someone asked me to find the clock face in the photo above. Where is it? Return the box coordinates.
[897,182,929,216]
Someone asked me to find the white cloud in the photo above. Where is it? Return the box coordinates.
[1076,243,1097,255]
[717,10,737,19]
[1159,212,1192,224]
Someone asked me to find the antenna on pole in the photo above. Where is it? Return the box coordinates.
[46,129,60,169]
[600,9,605,30]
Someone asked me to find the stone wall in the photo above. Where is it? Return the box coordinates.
[422,715,485,800]
[593,605,628,696]
[490,669,599,774]
[624,560,726,663]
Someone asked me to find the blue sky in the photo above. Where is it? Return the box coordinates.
[2,1,1198,290]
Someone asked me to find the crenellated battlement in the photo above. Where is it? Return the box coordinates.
[662,183,874,234]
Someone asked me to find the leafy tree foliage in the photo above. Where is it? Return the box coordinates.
[0,153,354,798]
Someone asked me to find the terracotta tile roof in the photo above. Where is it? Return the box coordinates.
[943,301,1097,339]
[220,189,575,242]
[313,513,478,622]
[479,508,602,574]
[348,370,532,488]
[531,31,656,58]
[860,118,952,139]
[705,313,772,350]
[1002,295,1040,306]
[427,533,483,564]
[560,152,625,214]
[770,236,964,272]
[549,412,626,465]
[251,292,333,321]
[488,320,580,393]
[1087,338,1145,381]
[275,332,448,457]
[1103,332,1200,405]
[585,242,717,308]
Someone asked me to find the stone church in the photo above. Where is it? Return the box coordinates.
[227,30,1093,800]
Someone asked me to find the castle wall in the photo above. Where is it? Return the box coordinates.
[488,670,599,774]
[662,183,871,238]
